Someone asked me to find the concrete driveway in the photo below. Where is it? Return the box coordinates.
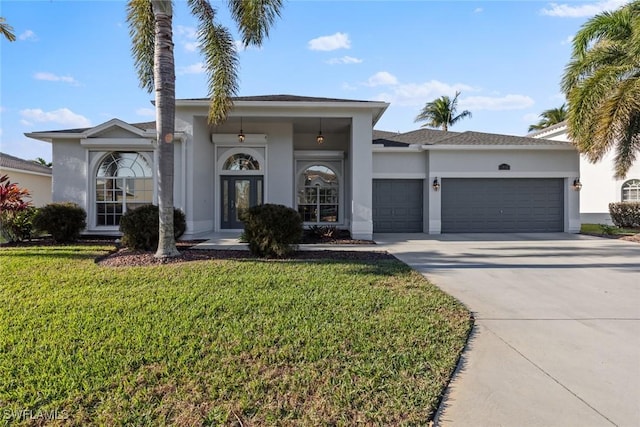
[374,233,640,427]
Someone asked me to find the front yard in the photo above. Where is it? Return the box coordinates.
[0,245,471,425]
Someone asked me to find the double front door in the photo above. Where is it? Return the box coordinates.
[221,176,263,229]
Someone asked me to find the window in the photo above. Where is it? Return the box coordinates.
[297,165,339,223]
[223,153,260,171]
[95,152,153,226]
[622,179,640,202]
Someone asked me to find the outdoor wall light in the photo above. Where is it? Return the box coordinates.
[432,177,440,191]
[316,118,324,144]
[573,178,582,191]
[237,117,245,143]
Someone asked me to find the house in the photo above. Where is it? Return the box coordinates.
[0,152,52,207]
[529,121,640,224]
[25,95,581,239]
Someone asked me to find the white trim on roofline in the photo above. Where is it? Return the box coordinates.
[0,166,52,177]
[422,144,574,151]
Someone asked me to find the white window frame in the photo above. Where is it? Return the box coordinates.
[622,179,640,202]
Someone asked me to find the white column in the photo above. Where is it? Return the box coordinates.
[350,112,373,240]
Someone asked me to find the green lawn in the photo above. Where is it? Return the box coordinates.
[0,245,471,425]
[581,223,640,235]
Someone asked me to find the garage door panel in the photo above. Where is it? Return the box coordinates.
[373,179,423,233]
[442,178,564,233]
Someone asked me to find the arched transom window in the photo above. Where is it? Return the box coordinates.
[95,152,153,226]
[622,179,640,202]
[223,153,260,171]
[297,165,339,223]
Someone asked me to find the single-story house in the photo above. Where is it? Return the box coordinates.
[0,152,52,207]
[529,121,640,224]
[26,95,581,239]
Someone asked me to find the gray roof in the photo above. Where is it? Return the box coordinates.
[526,120,568,138]
[30,120,155,135]
[0,152,52,174]
[373,128,572,147]
[183,94,382,103]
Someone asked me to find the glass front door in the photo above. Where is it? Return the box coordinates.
[221,176,263,229]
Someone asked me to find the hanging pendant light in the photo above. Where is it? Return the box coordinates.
[316,118,324,144]
[238,117,245,143]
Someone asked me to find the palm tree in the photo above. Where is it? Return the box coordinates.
[33,157,52,167]
[414,91,472,131]
[528,104,568,132]
[0,17,15,42]
[561,0,640,178]
[127,0,282,257]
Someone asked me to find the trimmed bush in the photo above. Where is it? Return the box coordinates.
[609,202,640,228]
[119,204,186,251]
[0,207,37,242]
[33,202,87,243]
[241,204,303,257]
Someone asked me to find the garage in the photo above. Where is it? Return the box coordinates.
[373,179,423,232]
[441,178,564,233]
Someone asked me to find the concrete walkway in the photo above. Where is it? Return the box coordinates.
[374,233,640,427]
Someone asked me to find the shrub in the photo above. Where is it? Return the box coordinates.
[241,204,303,257]
[0,174,34,242]
[0,207,37,242]
[32,202,87,243]
[119,204,186,251]
[609,202,640,228]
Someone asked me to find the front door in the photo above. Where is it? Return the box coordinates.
[221,176,263,229]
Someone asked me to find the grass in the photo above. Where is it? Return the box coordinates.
[0,245,471,425]
[580,223,640,235]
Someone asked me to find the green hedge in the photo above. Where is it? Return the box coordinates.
[32,203,87,243]
[119,204,186,250]
[241,204,303,257]
[609,202,640,228]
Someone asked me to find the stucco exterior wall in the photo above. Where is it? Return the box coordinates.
[52,139,87,207]
[0,169,51,207]
[427,148,581,234]
[373,151,427,177]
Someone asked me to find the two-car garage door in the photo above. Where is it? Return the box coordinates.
[441,178,564,233]
[372,178,564,233]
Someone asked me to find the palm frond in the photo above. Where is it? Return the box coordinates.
[227,0,283,47]
[189,0,239,124]
[613,112,640,178]
[0,17,16,42]
[127,0,156,93]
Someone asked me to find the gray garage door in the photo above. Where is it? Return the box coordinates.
[441,178,564,233]
[373,179,423,232]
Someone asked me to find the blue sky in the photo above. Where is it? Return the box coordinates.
[0,0,631,162]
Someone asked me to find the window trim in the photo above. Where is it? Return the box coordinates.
[295,161,344,225]
[89,151,155,230]
[621,179,640,202]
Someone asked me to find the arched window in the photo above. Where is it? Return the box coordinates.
[622,179,640,202]
[95,152,153,226]
[297,165,339,223]
[223,153,260,171]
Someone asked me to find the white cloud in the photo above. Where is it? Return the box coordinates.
[459,94,535,111]
[136,108,155,117]
[341,82,358,91]
[0,128,2,137]
[308,32,351,51]
[177,62,204,75]
[365,71,399,87]
[474,7,483,13]
[327,56,363,65]
[541,0,628,17]
[185,41,199,52]
[20,108,92,128]
[175,25,200,52]
[34,72,79,85]
[20,119,33,126]
[374,79,475,107]
[18,30,37,41]
[561,35,574,45]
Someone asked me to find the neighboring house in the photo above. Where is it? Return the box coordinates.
[529,121,640,224]
[25,95,580,239]
[0,152,52,207]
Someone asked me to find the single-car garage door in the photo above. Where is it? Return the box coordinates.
[441,178,564,233]
[373,179,423,232]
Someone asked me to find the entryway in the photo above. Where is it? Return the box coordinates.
[220,176,263,229]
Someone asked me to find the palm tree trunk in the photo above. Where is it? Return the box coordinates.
[152,0,179,258]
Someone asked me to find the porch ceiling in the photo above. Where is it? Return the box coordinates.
[208,117,352,134]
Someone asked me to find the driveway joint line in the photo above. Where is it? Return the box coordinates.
[482,323,619,426]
